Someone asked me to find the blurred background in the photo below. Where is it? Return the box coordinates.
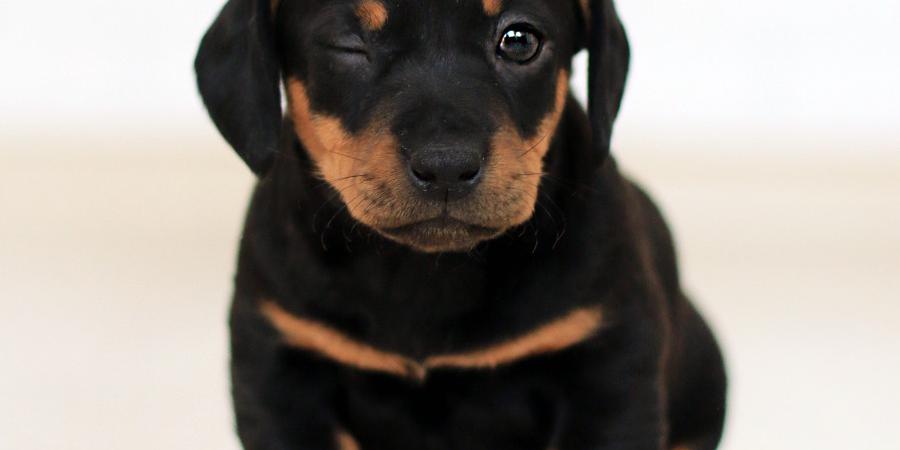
[1,0,897,449]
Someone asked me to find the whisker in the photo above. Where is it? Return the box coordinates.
[538,190,568,249]
[539,173,603,196]
[330,173,370,183]
[329,149,365,162]
[320,190,369,251]
[311,177,366,233]
[535,197,556,225]
[518,131,553,159]
[311,174,369,191]
[514,172,548,178]
[311,189,345,233]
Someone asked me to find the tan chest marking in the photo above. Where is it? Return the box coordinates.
[260,301,603,382]
[260,301,424,380]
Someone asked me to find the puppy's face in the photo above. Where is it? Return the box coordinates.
[276,0,582,252]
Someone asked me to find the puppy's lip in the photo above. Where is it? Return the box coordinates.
[377,216,502,252]
[380,216,500,237]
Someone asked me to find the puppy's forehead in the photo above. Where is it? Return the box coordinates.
[343,0,559,26]
[349,0,504,14]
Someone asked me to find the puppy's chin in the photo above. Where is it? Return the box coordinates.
[375,218,505,253]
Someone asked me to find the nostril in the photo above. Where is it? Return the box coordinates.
[411,167,437,183]
[458,167,481,182]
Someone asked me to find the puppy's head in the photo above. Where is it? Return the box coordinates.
[196,0,629,253]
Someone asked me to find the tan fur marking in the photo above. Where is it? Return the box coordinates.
[260,301,426,380]
[482,0,503,16]
[336,430,361,450]
[425,306,603,370]
[579,0,590,18]
[481,69,570,226]
[356,0,388,31]
[577,0,591,29]
[523,70,570,160]
[286,78,409,230]
[260,298,601,381]
[286,79,336,161]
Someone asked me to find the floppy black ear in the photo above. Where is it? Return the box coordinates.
[585,0,630,165]
[195,0,282,176]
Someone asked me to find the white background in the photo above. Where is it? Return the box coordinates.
[1,1,898,450]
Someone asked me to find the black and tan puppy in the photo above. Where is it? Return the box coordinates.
[195,0,726,449]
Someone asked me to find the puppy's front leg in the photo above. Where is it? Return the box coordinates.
[234,350,351,450]
[556,343,666,450]
[560,378,664,450]
[231,305,344,450]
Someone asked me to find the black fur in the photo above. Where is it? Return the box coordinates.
[196,0,280,175]
[196,1,727,449]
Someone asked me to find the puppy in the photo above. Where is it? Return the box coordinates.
[195,1,727,449]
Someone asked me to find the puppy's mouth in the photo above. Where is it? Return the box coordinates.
[378,216,502,253]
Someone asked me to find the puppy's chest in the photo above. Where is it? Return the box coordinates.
[262,284,604,383]
[309,273,494,357]
[339,371,564,450]
[262,248,607,382]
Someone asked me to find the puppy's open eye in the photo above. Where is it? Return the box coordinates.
[497,25,542,63]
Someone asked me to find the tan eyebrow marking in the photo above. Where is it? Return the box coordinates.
[261,300,603,381]
[356,0,388,31]
[483,0,503,16]
[335,430,361,450]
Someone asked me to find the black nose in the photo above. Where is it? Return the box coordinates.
[408,148,484,201]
